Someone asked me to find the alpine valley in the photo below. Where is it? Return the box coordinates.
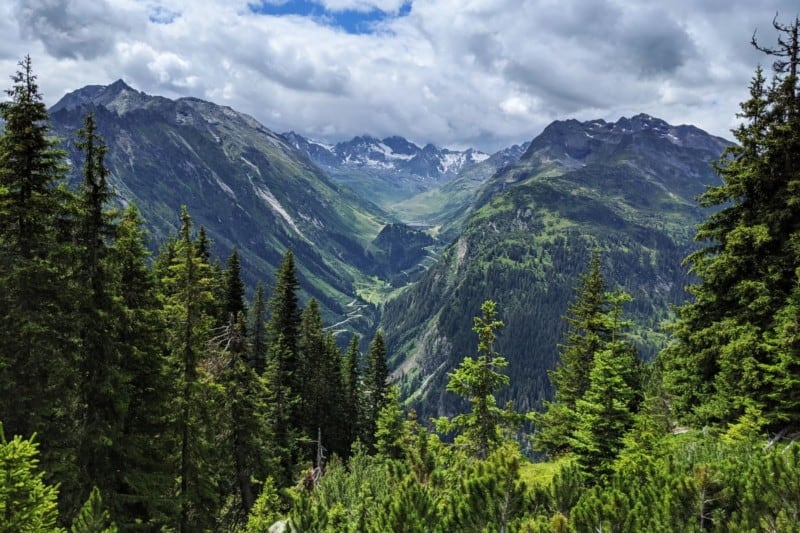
[48,81,728,417]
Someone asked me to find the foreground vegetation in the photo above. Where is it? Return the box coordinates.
[1,14,800,532]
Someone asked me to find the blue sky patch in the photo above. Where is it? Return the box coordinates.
[149,6,181,24]
[249,1,411,34]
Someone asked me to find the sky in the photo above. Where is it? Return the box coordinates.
[1,1,797,152]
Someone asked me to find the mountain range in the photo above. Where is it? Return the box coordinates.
[45,81,730,416]
[283,131,493,214]
[49,80,390,332]
[382,113,729,415]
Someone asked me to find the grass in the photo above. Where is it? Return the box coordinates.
[519,456,573,489]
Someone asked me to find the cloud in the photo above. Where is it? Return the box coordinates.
[3,0,799,151]
[12,0,137,60]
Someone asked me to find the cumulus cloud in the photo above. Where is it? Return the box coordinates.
[12,0,138,60]
[2,0,798,151]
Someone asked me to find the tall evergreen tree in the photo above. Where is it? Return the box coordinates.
[248,284,268,374]
[296,300,348,459]
[0,424,63,532]
[111,205,176,529]
[267,250,301,361]
[361,330,389,450]
[661,17,800,428]
[160,207,220,531]
[224,248,246,318]
[265,250,303,484]
[341,334,362,451]
[218,248,274,521]
[72,112,127,513]
[533,251,609,455]
[0,55,80,515]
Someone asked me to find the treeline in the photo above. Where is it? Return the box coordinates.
[0,57,390,531]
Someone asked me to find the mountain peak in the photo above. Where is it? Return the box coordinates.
[51,79,144,116]
[522,113,729,166]
[105,79,135,94]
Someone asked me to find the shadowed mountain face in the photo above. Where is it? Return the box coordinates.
[49,80,389,332]
[382,114,730,417]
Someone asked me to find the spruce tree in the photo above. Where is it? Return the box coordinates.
[267,250,301,360]
[570,340,638,479]
[265,250,303,484]
[248,284,268,374]
[341,334,361,451]
[661,17,800,428]
[436,301,515,459]
[361,330,389,449]
[73,112,127,513]
[296,300,348,459]
[160,207,219,531]
[0,424,63,532]
[533,251,608,455]
[0,55,80,515]
[70,487,118,533]
[112,205,176,529]
[219,248,274,519]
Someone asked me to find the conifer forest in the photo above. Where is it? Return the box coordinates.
[2,14,800,533]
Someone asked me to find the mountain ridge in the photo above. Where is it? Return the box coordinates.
[382,113,730,416]
[48,80,391,334]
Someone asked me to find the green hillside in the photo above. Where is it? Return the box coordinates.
[383,115,729,416]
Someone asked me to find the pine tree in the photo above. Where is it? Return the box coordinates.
[436,301,515,459]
